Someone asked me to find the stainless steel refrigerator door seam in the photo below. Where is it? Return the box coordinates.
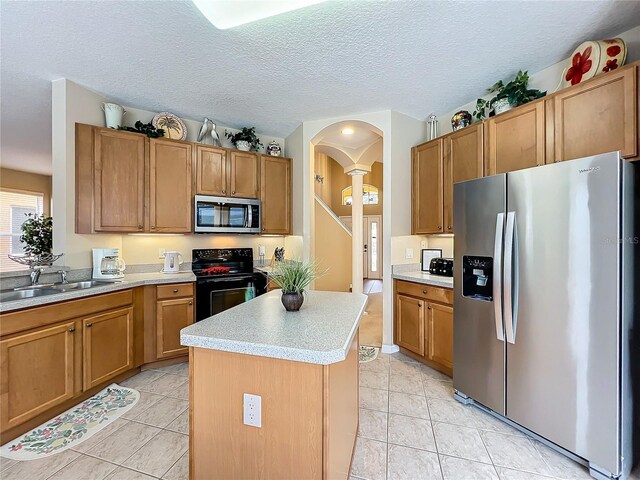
[493,212,506,341]
[504,211,516,344]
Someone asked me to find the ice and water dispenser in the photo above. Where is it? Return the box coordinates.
[462,256,494,301]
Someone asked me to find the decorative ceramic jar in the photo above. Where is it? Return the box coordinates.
[493,98,513,115]
[266,141,282,156]
[235,140,251,151]
[101,103,126,129]
[451,110,472,131]
[281,291,304,312]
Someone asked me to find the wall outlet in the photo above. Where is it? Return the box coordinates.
[258,245,266,257]
[420,240,428,249]
[243,393,262,428]
[158,248,166,259]
[405,248,414,259]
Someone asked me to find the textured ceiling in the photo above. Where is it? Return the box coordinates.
[2,1,640,175]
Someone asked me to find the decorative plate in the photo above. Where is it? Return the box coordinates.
[151,112,187,140]
[561,38,627,89]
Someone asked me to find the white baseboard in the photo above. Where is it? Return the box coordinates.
[381,344,399,354]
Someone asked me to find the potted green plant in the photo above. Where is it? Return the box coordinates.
[20,213,53,258]
[270,259,326,312]
[473,70,546,121]
[225,127,263,152]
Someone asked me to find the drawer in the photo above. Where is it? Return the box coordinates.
[157,283,194,300]
[396,280,453,305]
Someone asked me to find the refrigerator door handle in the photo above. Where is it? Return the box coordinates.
[504,211,518,344]
[493,212,505,342]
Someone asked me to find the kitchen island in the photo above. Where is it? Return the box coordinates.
[180,289,368,480]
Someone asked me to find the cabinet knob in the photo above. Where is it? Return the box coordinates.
[188,301,193,305]
[438,226,442,230]
[68,327,76,333]
[86,323,93,327]
[173,289,179,293]
[222,189,226,194]
[428,306,432,310]
[422,290,427,294]
[232,191,236,195]
[151,226,156,230]
[448,226,452,230]
[138,225,143,229]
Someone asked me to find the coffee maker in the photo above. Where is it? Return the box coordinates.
[92,248,126,281]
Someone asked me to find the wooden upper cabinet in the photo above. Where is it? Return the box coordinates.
[196,145,227,196]
[93,128,146,232]
[444,123,484,233]
[229,151,259,199]
[412,140,444,234]
[83,307,134,391]
[261,156,292,234]
[1,321,78,430]
[552,65,637,162]
[395,294,425,356]
[149,139,192,233]
[427,303,453,370]
[156,297,194,359]
[486,101,546,175]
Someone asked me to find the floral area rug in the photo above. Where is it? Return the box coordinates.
[0,384,139,460]
[359,345,379,363]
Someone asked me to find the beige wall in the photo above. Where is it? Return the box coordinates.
[0,168,52,215]
[313,199,352,292]
[329,159,382,217]
[313,151,333,206]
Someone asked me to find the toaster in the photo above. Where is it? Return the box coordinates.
[429,257,454,277]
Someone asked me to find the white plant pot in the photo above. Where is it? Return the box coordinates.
[101,103,126,129]
[235,140,251,151]
[493,98,513,115]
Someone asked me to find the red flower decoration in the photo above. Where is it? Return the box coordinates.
[602,59,619,73]
[565,46,593,85]
[607,45,621,57]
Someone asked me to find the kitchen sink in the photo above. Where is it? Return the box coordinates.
[50,280,115,291]
[0,288,60,302]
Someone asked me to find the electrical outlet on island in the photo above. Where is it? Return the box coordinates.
[243,393,262,428]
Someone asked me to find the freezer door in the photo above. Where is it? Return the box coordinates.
[454,174,507,415]
[505,153,621,475]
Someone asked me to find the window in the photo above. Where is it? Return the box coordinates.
[0,190,44,272]
[342,184,379,206]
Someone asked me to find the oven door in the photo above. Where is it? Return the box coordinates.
[194,195,261,233]
[195,274,266,321]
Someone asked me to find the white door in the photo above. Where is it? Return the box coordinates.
[364,215,382,279]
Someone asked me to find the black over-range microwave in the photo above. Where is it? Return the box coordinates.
[194,195,261,233]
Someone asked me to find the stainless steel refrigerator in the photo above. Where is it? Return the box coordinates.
[453,152,638,479]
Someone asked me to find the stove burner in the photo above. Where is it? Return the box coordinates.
[200,266,231,275]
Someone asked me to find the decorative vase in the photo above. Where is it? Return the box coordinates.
[493,98,513,115]
[235,140,251,151]
[266,141,281,156]
[281,291,304,312]
[101,103,126,129]
[451,110,472,131]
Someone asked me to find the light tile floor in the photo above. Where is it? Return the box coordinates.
[2,356,638,480]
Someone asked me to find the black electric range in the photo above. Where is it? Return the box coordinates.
[192,248,267,321]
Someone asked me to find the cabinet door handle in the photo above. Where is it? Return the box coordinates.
[423,290,428,294]
[86,323,93,327]
[188,301,193,305]
[68,327,76,333]
[138,224,143,229]
[232,190,236,195]
[448,225,452,230]
[173,289,179,293]
[437,226,442,230]
[151,226,156,230]
[428,306,432,310]
[222,189,226,194]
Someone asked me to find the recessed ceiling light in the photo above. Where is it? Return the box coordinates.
[192,0,326,30]
[342,128,354,135]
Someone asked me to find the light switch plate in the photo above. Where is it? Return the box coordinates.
[158,248,166,259]
[243,393,262,428]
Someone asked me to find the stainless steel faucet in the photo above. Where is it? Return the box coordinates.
[58,270,68,284]
[30,268,42,286]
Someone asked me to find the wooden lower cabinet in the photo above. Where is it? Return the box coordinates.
[83,307,134,390]
[0,321,79,430]
[427,303,453,370]
[394,280,453,376]
[156,297,194,359]
[395,294,425,356]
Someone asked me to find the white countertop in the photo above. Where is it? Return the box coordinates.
[181,290,368,365]
[0,271,196,313]
[392,271,454,289]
